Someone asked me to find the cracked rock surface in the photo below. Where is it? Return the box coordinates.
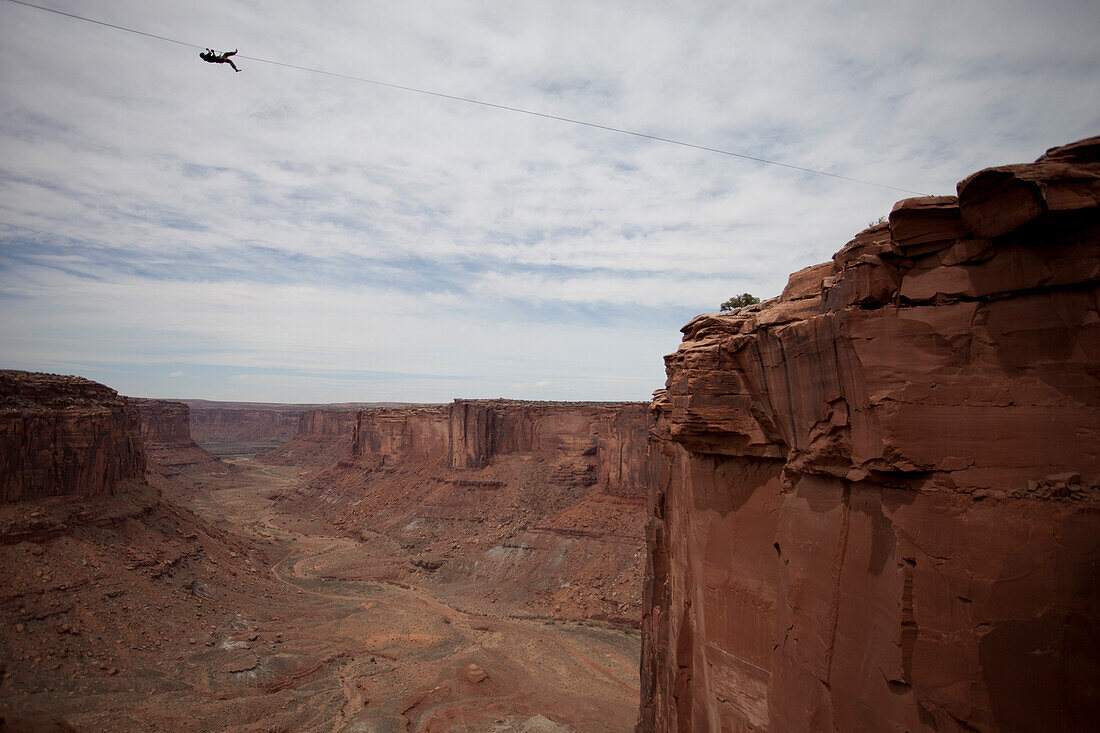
[638,138,1100,732]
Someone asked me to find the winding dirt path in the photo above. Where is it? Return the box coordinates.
[188,461,640,731]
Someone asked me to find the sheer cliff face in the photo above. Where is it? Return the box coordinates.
[449,400,617,469]
[286,399,653,622]
[187,407,302,443]
[341,400,651,497]
[449,400,651,494]
[261,409,360,467]
[1,371,146,502]
[639,139,1100,732]
[353,406,451,468]
[131,399,220,471]
[132,399,192,446]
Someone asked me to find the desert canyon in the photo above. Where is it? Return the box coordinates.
[1,139,1098,732]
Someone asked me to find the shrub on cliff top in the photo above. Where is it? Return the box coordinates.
[720,293,761,312]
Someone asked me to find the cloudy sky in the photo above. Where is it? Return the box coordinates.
[1,0,1098,403]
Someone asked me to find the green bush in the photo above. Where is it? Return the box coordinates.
[720,293,761,312]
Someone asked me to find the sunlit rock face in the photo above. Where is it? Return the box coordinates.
[447,399,651,495]
[638,138,1100,732]
[280,399,654,623]
[1,371,146,502]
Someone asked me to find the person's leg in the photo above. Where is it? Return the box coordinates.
[227,59,240,71]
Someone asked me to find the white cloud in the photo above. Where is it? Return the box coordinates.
[2,0,1098,401]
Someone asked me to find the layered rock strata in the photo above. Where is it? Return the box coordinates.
[261,408,359,467]
[448,400,650,495]
[286,400,652,622]
[639,139,1100,731]
[352,405,451,468]
[1,371,145,503]
[333,399,651,486]
[186,404,304,444]
[131,399,221,471]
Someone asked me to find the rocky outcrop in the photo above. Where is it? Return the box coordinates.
[260,409,360,467]
[353,406,451,468]
[131,399,221,471]
[186,404,303,444]
[639,139,1100,731]
[284,399,652,622]
[0,371,145,503]
[130,399,187,445]
[449,400,651,496]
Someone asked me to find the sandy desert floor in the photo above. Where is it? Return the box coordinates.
[1,458,639,732]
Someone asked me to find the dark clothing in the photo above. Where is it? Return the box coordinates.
[199,49,240,72]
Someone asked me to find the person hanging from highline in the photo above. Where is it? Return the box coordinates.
[199,48,241,72]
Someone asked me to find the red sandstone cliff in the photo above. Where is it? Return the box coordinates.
[638,139,1100,732]
[448,400,650,496]
[186,403,304,444]
[284,399,652,622]
[131,398,222,472]
[353,405,451,468]
[1,371,145,503]
[132,399,191,446]
[1,376,286,729]
[261,409,360,467]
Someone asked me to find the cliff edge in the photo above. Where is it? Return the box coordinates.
[1,371,146,503]
[639,138,1100,731]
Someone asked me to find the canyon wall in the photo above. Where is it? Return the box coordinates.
[186,403,304,444]
[353,405,451,468]
[131,398,220,471]
[132,398,192,446]
[449,400,651,495]
[325,399,651,496]
[285,399,652,622]
[0,371,146,503]
[639,138,1100,731]
[261,408,360,467]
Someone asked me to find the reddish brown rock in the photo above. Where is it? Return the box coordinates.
[131,398,220,471]
[449,399,650,494]
[131,398,191,446]
[461,662,488,684]
[355,405,450,468]
[185,403,304,444]
[282,399,652,622]
[186,400,409,458]
[889,195,967,254]
[261,408,360,467]
[957,136,1100,238]
[639,140,1100,732]
[1,371,145,502]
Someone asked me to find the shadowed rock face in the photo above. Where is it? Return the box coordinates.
[638,139,1100,732]
[261,409,360,467]
[131,399,221,471]
[132,399,193,447]
[337,399,651,489]
[0,371,146,502]
[187,406,303,443]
